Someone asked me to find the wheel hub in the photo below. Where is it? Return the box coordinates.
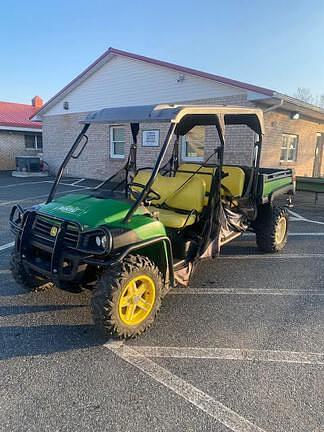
[118,275,156,326]
[275,216,287,244]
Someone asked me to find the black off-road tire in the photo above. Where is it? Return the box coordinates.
[254,205,289,253]
[10,251,54,292]
[91,254,163,339]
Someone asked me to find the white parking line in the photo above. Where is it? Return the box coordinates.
[106,342,267,432]
[0,269,11,274]
[0,242,14,252]
[71,178,85,186]
[0,187,89,207]
[219,253,324,260]
[170,287,324,296]
[130,345,324,365]
[288,209,324,226]
[244,232,324,237]
[0,180,51,189]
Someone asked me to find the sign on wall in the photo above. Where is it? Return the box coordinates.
[142,129,160,147]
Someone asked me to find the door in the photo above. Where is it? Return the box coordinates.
[313,133,324,177]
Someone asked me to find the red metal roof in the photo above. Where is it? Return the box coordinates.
[0,101,42,129]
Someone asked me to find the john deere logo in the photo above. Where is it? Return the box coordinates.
[50,226,58,237]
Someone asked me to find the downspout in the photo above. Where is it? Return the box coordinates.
[263,99,284,113]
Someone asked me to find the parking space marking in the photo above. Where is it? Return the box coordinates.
[0,269,10,274]
[244,232,324,237]
[288,209,324,226]
[219,253,324,260]
[0,180,52,189]
[106,342,267,432]
[0,187,89,207]
[170,287,324,296]
[0,241,14,252]
[70,178,85,186]
[129,345,324,365]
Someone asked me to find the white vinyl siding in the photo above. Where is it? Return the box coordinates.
[110,126,125,159]
[44,56,246,116]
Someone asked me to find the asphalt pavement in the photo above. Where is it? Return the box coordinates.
[0,172,323,432]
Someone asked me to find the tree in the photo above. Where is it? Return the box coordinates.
[294,88,324,108]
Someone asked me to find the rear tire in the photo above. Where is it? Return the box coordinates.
[10,251,54,292]
[254,206,288,253]
[91,254,163,339]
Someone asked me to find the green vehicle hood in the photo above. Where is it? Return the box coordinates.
[37,193,166,238]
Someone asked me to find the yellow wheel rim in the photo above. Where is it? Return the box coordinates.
[276,216,287,244]
[118,275,156,326]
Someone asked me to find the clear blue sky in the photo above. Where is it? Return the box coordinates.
[1,0,323,104]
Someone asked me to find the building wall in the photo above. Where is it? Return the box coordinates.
[262,111,324,176]
[42,94,255,179]
[0,131,39,170]
[44,55,246,116]
[42,96,324,179]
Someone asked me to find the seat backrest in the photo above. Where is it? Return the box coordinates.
[222,166,245,197]
[132,170,206,213]
[177,163,246,198]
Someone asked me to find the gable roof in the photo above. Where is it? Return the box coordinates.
[32,47,275,120]
[0,101,41,130]
[32,47,324,123]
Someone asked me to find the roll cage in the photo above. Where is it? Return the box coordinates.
[47,104,264,223]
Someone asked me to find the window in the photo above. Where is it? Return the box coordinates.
[280,134,298,162]
[24,134,43,150]
[110,126,125,159]
[181,126,205,162]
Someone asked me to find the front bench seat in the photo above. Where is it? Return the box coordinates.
[131,171,206,229]
[177,163,246,202]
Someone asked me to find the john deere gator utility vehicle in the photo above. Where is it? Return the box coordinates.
[10,105,295,338]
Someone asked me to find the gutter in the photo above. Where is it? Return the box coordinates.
[263,99,284,113]
[0,125,42,132]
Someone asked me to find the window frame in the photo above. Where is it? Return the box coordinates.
[24,133,43,151]
[110,126,126,159]
[180,134,204,162]
[280,133,298,163]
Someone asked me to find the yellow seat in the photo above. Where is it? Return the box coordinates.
[177,163,246,201]
[222,166,246,198]
[150,208,197,229]
[132,171,206,228]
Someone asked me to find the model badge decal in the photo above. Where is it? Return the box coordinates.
[50,226,58,237]
[57,205,87,215]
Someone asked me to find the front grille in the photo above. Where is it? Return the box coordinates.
[32,216,79,248]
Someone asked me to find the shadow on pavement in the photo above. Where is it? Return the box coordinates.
[1,324,106,360]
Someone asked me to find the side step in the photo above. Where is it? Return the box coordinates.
[219,231,242,246]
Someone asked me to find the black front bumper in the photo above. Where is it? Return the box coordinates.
[10,208,92,284]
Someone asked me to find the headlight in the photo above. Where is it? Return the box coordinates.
[80,229,111,254]
[95,235,108,249]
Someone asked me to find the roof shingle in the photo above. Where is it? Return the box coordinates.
[0,101,42,129]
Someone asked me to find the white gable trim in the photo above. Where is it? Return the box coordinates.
[42,55,249,117]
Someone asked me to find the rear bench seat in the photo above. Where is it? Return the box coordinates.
[131,171,206,229]
[177,163,246,204]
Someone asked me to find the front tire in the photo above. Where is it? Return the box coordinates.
[254,206,289,253]
[91,255,163,339]
[10,251,54,292]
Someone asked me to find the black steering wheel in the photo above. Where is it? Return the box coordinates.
[129,182,161,204]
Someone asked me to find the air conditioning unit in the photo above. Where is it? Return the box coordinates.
[12,156,48,177]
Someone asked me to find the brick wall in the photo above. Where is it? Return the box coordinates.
[0,131,39,170]
[42,95,324,179]
[42,94,255,179]
[262,111,324,176]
